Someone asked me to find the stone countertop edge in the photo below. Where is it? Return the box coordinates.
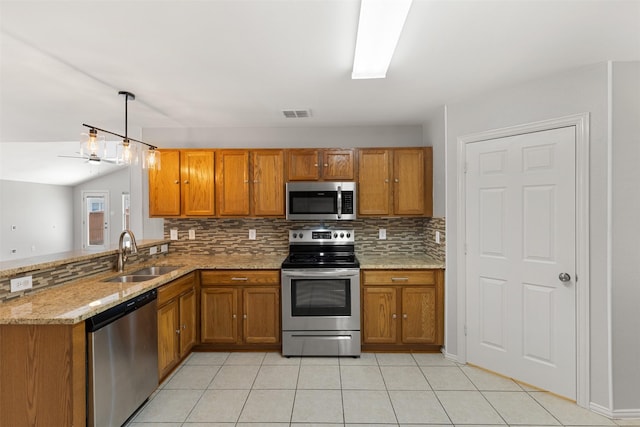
[0,253,444,326]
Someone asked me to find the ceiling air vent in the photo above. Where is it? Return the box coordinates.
[282,109,311,119]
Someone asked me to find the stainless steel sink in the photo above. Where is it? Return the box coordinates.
[129,266,181,276]
[104,275,159,283]
[103,266,181,283]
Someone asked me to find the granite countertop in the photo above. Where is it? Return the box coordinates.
[0,252,444,326]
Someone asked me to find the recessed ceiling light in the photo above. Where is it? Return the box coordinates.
[352,0,413,79]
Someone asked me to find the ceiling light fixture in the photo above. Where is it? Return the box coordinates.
[352,0,413,79]
[82,91,160,169]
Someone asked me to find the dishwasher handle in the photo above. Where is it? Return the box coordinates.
[86,289,157,332]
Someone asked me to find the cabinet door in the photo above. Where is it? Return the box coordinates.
[179,289,197,354]
[357,149,391,215]
[362,286,397,344]
[157,300,180,378]
[182,150,215,216]
[149,150,181,216]
[216,150,250,216]
[322,149,354,180]
[243,286,280,344]
[401,286,437,344]
[201,287,239,343]
[287,149,320,181]
[252,150,285,216]
[393,148,426,215]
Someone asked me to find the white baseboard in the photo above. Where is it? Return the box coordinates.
[590,402,640,419]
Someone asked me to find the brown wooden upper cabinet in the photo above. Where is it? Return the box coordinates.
[149,149,215,217]
[357,147,433,217]
[216,149,285,217]
[286,149,355,181]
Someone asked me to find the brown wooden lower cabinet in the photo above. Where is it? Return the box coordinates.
[0,323,86,427]
[157,272,198,380]
[200,270,280,350]
[361,269,444,352]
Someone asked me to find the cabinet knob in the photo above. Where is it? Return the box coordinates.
[232,314,237,319]
[253,180,260,183]
[243,314,247,319]
[392,314,397,319]
[384,179,389,183]
[182,324,186,329]
[324,163,329,167]
[184,180,189,184]
[314,163,318,167]
[394,178,399,183]
[174,180,179,184]
[403,314,408,319]
[176,329,181,334]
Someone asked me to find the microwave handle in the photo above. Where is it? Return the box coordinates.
[337,185,342,219]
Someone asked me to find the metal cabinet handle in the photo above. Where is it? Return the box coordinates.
[184,180,189,184]
[314,163,318,167]
[174,180,179,184]
[392,314,397,319]
[231,277,248,281]
[384,179,389,183]
[394,178,399,183]
[324,163,329,167]
[391,277,409,282]
[403,314,408,319]
[232,314,237,319]
[243,314,247,319]
[559,272,571,283]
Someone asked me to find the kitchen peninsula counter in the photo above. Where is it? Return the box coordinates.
[0,253,285,325]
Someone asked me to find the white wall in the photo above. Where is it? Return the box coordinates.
[611,61,640,411]
[73,168,130,250]
[445,62,614,410]
[423,107,446,217]
[0,180,74,261]
[143,125,424,148]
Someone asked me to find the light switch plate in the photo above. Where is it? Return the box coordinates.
[249,229,257,240]
[379,228,387,240]
[189,229,196,240]
[170,229,178,240]
[435,231,441,244]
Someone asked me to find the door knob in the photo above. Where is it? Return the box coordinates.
[558,272,571,283]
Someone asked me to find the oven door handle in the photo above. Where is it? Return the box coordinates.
[282,269,358,278]
[337,185,342,219]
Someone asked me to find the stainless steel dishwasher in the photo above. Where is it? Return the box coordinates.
[86,289,158,427]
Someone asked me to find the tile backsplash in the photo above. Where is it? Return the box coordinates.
[164,217,446,261]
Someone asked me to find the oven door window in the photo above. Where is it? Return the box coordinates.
[290,278,351,316]
[289,191,337,214]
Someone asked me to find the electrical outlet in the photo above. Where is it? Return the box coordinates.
[149,246,158,255]
[379,228,387,240]
[11,276,32,292]
[249,229,257,240]
[160,244,169,253]
[170,229,178,240]
[189,229,196,240]
[435,231,441,244]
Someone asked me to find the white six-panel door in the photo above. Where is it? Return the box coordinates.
[466,126,576,399]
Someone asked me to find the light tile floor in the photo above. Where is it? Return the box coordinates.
[127,352,638,427]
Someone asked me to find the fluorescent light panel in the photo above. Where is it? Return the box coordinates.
[352,0,413,79]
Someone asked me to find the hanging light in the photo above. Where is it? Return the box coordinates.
[82,90,159,169]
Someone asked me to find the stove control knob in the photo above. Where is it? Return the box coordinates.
[334,232,338,238]
[292,233,297,239]
[347,233,351,238]
[340,233,344,238]
[299,233,304,238]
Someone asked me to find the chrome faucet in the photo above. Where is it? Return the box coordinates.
[116,229,138,272]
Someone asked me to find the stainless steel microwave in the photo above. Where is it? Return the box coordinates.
[286,182,356,221]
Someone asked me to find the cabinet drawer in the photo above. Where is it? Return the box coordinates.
[201,270,280,286]
[362,270,436,286]
[158,273,195,306]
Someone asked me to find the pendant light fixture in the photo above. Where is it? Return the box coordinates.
[82,90,160,169]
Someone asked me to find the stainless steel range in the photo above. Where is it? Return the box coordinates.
[281,228,361,357]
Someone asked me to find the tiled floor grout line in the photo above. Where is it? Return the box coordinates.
[375,354,402,426]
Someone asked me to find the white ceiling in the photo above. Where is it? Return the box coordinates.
[1,0,639,185]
